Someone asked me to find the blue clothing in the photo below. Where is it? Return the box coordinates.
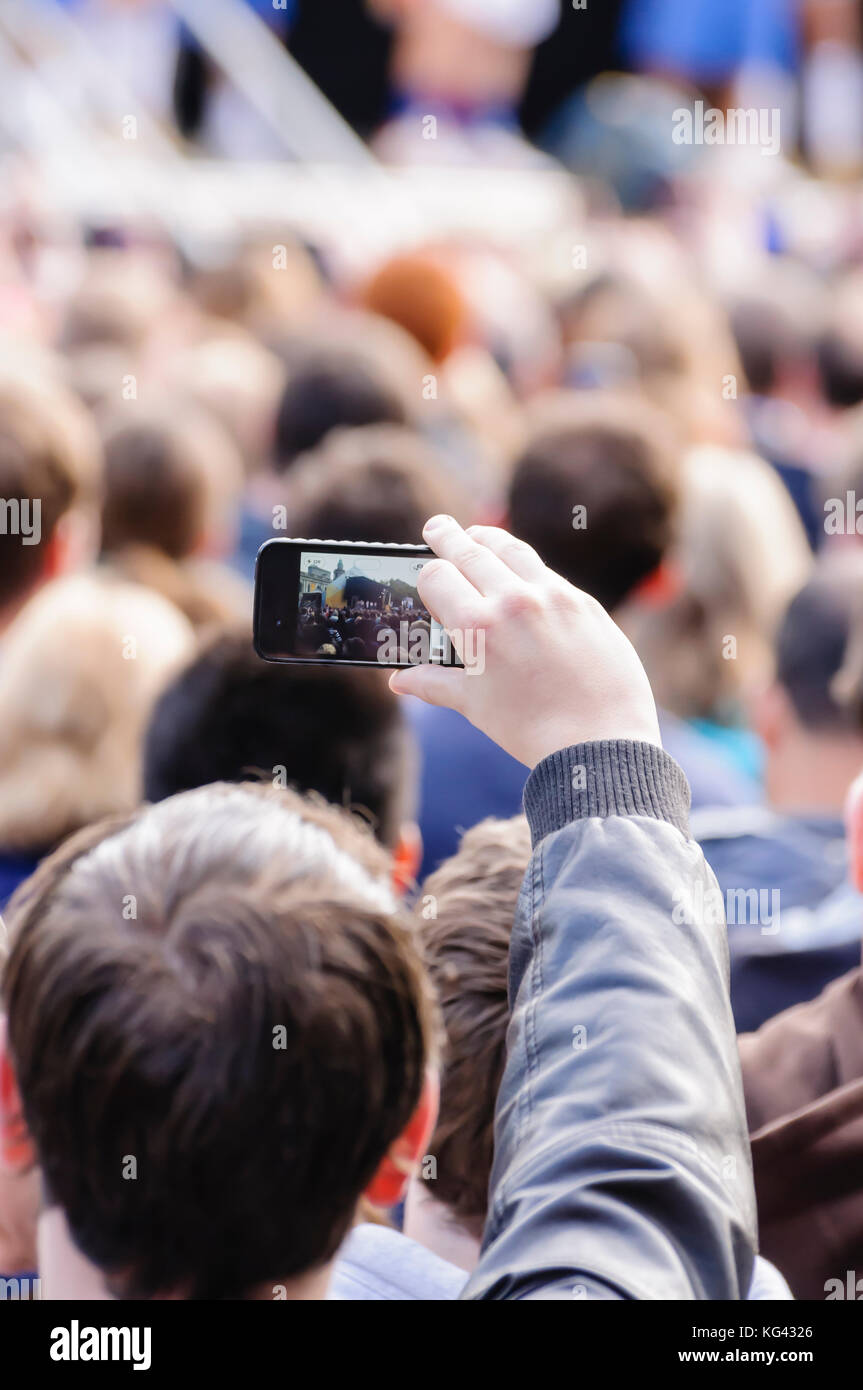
[727,879,862,1033]
[659,711,761,808]
[330,1225,467,1301]
[408,699,760,881]
[688,718,763,785]
[329,1223,788,1301]
[0,851,38,912]
[406,700,527,880]
[694,806,849,913]
[232,504,274,584]
[692,805,863,1031]
[620,0,800,84]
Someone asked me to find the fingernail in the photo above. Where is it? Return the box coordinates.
[423,514,453,534]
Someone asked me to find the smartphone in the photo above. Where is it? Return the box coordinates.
[253,538,461,668]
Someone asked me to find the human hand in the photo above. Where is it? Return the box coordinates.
[389,516,662,768]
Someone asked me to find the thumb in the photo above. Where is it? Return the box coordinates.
[389,663,466,711]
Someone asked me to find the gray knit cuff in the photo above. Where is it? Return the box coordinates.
[523,740,691,845]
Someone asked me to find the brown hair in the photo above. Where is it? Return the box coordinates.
[507,391,680,612]
[100,402,243,562]
[0,369,101,612]
[287,423,468,542]
[417,815,532,1233]
[2,783,438,1300]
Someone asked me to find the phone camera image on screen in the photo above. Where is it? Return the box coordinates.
[296,550,448,664]
[254,540,462,668]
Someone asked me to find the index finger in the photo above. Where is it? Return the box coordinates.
[417,556,483,637]
[422,515,523,598]
[464,525,549,584]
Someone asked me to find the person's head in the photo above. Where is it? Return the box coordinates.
[58,250,177,356]
[143,629,420,880]
[727,272,820,405]
[273,350,408,476]
[817,272,863,411]
[623,445,814,725]
[0,574,193,858]
[0,783,439,1300]
[556,247,747,450]
[164,335,286,479]
[557,273,685,389]
[359,253,468,364]
[403,815,531,1265]
[756,555,863,813]
[184,240,321,338]
[99,401,244,563]
[286,423,467,542]
[0,365,102,628]
[506,391,681,612]
[369,0,560,109]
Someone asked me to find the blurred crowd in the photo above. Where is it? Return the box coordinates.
[3,0,863,1305]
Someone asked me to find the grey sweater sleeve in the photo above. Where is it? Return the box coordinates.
[464,739,757,1301]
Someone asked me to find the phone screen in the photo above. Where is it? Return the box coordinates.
[254,540,460,667]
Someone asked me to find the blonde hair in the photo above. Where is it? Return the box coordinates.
[622,446,813,719]
[0,575,194,852]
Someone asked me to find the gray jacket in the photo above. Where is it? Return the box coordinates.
[464,739,758,1300]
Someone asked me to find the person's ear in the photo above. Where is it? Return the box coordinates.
[753,682,793,751]
[364,1071,439,1210]
[39,528,66,584]
[845,770,863,893]
[0,1017,35,1171]
[46,507,99,582]
[391,823,422,896]
[629,560,684,609]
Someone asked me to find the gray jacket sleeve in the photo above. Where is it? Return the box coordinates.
[464,740,757,1300]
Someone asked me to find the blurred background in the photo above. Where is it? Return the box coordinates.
[5,0,863,1035]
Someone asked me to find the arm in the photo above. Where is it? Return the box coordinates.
[392,516,757,1300]
[466,739,756,1300]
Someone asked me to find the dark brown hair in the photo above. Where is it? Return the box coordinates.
[507,392,680,612]
[2,783,437,1299]
[99,404,240,562]
[143,628,417,848]
[287,423,467,543]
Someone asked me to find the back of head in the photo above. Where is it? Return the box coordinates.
[818,272,863,410]
[558,274,685,385]
[143,629,415,848]
[416,815,532,1233]
[359,252,467,363]
[2,784,435,1299]
[100,401,244,562]
[730,297,804,398]
[507,391,680,611]
[273,350,408,475]
[624,446,814,721]
[59,251,177,355]
[287,423,467,542]
[166,335,286,478]
[776,556,863,735]
[0,365,101,617]
[0,574,193,854]
[725,259,822,399]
